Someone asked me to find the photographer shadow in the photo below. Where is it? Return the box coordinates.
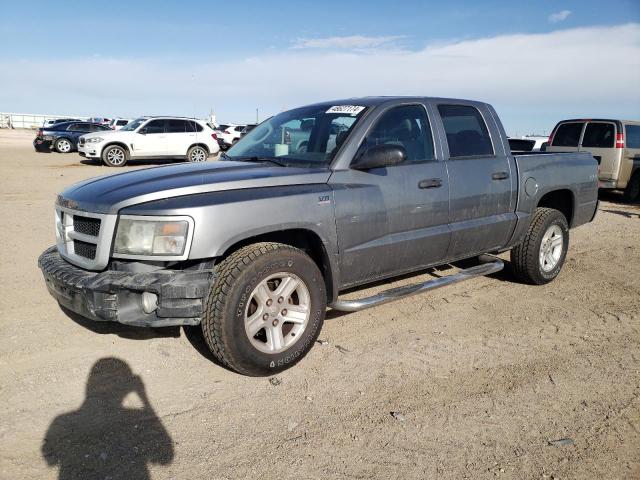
[42,357,174,480]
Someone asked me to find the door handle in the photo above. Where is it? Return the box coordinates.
[418,178,443,189]
[491,171,509,180]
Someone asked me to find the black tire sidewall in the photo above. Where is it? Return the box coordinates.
[216,249,326,375]
[623,173,640,202]
[533,213,569,283]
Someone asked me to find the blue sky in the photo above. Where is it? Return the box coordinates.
[1,0,639,134]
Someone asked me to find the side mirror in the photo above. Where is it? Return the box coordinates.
[351,144,407,170]
[138,128,147,135]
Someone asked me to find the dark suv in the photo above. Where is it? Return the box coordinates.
[34,122,111,153]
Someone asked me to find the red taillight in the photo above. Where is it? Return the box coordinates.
[211,133,217,140]
[547,130,555,146]
[615,132,624,148]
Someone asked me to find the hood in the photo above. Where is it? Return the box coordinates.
[58,161,332,214]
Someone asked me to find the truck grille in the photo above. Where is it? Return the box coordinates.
[55,204,117,270]
[73,215,101,236]
[73,240,97,259]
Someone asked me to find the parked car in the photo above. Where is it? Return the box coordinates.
[546,118,640,201]
[87,117,111,126]
[33,122,111,153]
[508,136,548,152]
[77,116,220,166]
[109,118,131,130]
[216,124,246,147]
[240,124,257,137]
[38,97,598,375]
[42,118,82,128]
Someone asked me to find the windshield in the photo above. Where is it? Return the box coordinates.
[120,117,146,132]
[224,104,368,167]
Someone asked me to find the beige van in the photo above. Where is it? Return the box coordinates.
[547,119,640,201]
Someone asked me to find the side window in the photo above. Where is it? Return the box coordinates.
[582,123,615,148]
[438,104,493,157]
[68,123,89,132]
[552,122,583,147]
[363,105,435,163]
[167,119,187,133]
[143,120,165,134]
[117,120,128,126]
[624,125,640,148]
[185,120,201,132]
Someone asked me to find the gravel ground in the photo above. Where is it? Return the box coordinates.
[0,129,638,480]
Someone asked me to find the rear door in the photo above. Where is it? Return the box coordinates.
[331,103,450,286]
[166,119,194,156]
[621,123,640,188]
[580,121,618,181]
[436,103,516,258]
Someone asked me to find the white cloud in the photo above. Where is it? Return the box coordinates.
[1,24,638,133]
[548,10,572,23]
[292,35,404,50]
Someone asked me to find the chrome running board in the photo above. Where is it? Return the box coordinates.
[329,255,504,312]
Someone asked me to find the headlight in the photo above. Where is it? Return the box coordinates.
[86,137,104,143]
[114,217,192,257]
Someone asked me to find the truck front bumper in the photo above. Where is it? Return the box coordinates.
[38,246,212,327]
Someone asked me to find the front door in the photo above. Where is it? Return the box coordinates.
[436,103,516,258]
[133,119,167,156]
[331,104,451,288]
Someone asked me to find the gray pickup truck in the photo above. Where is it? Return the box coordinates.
[39,97,599,375]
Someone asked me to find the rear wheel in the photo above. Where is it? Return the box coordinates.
[623,172,640,202]
[202,242,326,376]
[187,145,208,162]
[511,207,569,285]
[55,138,72,153]
[102,145,128,167]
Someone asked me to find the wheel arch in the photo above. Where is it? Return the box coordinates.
[102,141,130,154]
[188,143,210,154]
[536,189,575,226]
[218,228,337,303]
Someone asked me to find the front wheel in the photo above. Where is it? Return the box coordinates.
[102,145,128,167]
[511,207,569,285]
[202,242,327,376]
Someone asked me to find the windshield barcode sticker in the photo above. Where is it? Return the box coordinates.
[326,105,365,115]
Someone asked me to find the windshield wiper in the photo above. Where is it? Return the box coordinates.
[233,156,288,167]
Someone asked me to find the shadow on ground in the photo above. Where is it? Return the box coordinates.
[61,306,181,340]
[42,357,174,480]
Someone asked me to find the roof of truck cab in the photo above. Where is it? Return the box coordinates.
[303,96,488,107]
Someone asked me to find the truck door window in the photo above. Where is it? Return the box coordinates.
[626,125,640,148]
[582,123,615,148]
[551,122,583,147]
[438,105,493,158]
[363,105,434,163]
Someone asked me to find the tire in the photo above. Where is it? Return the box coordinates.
[202,242,327,376]
[510,207,569,285]
[102,145,128,167]
[622,172,640,203]
[55,138,72,153]
[187,145,208,162]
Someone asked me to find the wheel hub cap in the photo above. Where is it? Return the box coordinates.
[539,224,563,272]
[244,272,311,354]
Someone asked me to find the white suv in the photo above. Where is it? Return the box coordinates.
[216,124,246,147]
[78,117,220,167]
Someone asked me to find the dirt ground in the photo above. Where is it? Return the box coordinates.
[0,128,638,480]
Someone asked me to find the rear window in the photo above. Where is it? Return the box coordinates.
[582,123,615,148]
[626,125,640,148]
[67,123,89,132]
[508,139,535,152]
[438,105,493,157]
[552,122,583,147]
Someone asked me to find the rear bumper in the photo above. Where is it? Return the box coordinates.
[33,138,52,150]
[38,246,212,327]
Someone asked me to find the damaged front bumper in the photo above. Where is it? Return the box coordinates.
[38,246,212,327]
